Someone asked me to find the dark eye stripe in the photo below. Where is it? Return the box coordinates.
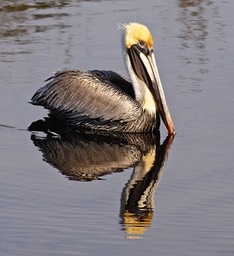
[127,44,158,105]
[127,45,152,90]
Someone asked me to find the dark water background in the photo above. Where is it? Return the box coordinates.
[0,0,234,255]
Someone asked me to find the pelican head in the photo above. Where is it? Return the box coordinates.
[123,23,175,135]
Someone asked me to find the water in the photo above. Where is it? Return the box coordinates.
[0,0,234,255]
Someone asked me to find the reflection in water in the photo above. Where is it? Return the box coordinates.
[0,1,71,12]
[0,0,72,53]
[29,117,174,237]
[177,0,222,91]
[179,0,211,50]
[120,135,173,239]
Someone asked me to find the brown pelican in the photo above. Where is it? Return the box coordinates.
[31,23,175,134]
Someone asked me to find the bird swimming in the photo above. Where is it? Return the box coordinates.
[31,22,175,134]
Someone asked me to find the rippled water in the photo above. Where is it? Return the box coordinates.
[0,0,234,255]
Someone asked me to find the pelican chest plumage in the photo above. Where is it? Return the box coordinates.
[31,23,175,134]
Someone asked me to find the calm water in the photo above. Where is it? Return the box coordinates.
[1,0,234,255]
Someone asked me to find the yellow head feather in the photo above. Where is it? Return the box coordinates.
[124,23,154,50]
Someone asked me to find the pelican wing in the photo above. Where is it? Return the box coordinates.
[31,70,142,129]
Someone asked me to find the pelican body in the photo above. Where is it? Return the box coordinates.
[31,23,175,134]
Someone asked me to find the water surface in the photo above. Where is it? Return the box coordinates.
[0,0,234,255]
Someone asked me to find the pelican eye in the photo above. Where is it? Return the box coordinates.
[138,40,147,49]
[138,40,150,55]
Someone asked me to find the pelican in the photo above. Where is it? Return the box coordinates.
[31,23,175,134]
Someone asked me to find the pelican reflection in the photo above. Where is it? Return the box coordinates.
[29,118,174,236]
[120,135,173,238]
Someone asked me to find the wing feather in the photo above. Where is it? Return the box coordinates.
[31,70,142,128]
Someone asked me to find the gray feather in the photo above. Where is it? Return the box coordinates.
[31,70,153,132]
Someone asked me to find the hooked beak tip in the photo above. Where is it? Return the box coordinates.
[166,121,176,136]
[161,109,176,136]
[168,128,176,136]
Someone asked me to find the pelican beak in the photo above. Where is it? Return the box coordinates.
[147,51,175,135]
[127,45,176,135]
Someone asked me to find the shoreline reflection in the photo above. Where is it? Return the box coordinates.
[29,117,174,237]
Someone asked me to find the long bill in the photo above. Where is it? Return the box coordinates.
[128,46,176,135]
[146,52,175,135]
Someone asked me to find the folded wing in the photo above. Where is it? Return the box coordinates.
[31,70,142,130]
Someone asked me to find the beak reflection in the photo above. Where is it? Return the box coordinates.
[29,117,174,238]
